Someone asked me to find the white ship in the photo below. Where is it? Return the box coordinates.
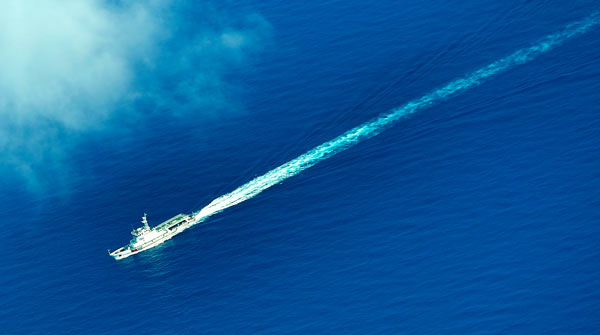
[109,213,194,260]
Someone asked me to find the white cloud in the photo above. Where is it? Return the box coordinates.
[0,0,270,191]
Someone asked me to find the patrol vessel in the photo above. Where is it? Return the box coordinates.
[109,213,194,260]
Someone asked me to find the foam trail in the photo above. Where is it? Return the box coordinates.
[193,12,599,222]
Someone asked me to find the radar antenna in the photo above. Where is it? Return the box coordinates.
[141,213,149,230]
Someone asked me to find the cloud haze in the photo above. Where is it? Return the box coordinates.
[0,0,270,190]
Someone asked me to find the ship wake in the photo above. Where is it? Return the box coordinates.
[192,12,600,224]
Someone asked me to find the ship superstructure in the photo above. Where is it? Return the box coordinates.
[109,213,194,260]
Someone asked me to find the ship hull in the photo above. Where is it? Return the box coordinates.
[109,214,194,260]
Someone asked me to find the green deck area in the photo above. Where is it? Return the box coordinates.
[154,214,188,230]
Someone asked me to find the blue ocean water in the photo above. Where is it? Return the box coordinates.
[1,1,600,334]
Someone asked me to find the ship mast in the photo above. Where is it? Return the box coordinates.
[142,213,149,230]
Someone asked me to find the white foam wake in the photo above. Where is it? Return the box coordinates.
[193,12,599,223]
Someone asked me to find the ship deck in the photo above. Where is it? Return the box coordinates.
[154,213,190,231]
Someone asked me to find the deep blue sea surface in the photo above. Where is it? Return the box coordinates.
[2,1,599,334]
